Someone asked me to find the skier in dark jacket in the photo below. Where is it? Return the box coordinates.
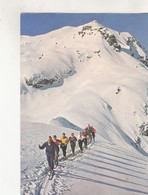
[85,124,93,144]
[77,132,84,152]
[69,133,77,155]
[92,127,96,141]
[39,136,59,173]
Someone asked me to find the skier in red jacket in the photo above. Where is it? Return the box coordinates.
[52,135,61,167]
[92,127,96,141]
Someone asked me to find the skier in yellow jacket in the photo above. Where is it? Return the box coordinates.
[60,133,69,159]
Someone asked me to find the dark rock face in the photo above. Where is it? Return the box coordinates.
[140,59,148,66]
[25,76,59,88]
[139,123,148,136]
[24,70,73,89]
[108,34,116,46]
[32,78,56,88]
[82,26,92,31]
[98,27,121,52]
[78,25,121,52]
[126,37,148,66]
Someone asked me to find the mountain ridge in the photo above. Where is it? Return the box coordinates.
[20,20,148,93]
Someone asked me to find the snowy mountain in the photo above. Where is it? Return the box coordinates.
[21,21,148,195]
[20,20,148,93]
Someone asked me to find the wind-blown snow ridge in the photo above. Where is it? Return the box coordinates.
[50,116,83,131]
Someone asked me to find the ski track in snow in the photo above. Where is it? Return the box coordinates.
[21,140,148,195]
[64,142,148,195]
[21,153,71,195]
[21,138,92,195]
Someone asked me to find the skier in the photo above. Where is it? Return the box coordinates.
[39,136,59,174]
[52,135,61,167]
[82,129,88,149]
[85,124,93,144]
[69,133,77,155]
[92,127,96,141]
[135,136,141,147]
[60,133,69,159]
[77,132,84,152]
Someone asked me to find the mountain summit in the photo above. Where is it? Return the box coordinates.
[21,21,148,93]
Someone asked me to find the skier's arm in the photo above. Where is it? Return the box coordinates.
[39,142,46,149]
[57,139,61,144]
[65,138,69,145]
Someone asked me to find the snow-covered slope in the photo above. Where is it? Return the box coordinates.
[21,20,148,195]
[20,20,148,93]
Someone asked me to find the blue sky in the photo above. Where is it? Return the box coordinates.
[21,13,148,52]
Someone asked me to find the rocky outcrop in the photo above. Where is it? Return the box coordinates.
[139,122,148,136]
[98,27,121,52]
[126,37,148,66]
[24,69,73,89]
[78,25,121,52]
[25,77,57,88]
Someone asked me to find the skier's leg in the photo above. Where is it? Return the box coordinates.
[70,144,73,154]
[80,141,83,151]
[84,138,86,148]
[54,151,58,166]
[81,140,84,150]
[47,155,51,170]
[78,141,82,151]
[90,134,92,143]
[62,146,65,157]
[87,135,90,144]
[72,144,75,154]
[50,156,54,171]
[65,145,67,157]
[71,144,75,154]
[84,138,87,148]
[74,145,76,153]
[63,145,67,157]
[92,132,95,141]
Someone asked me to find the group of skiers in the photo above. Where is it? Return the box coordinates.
[39,124,96,174]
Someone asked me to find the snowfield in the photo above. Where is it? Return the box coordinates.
[21,20,148,195]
